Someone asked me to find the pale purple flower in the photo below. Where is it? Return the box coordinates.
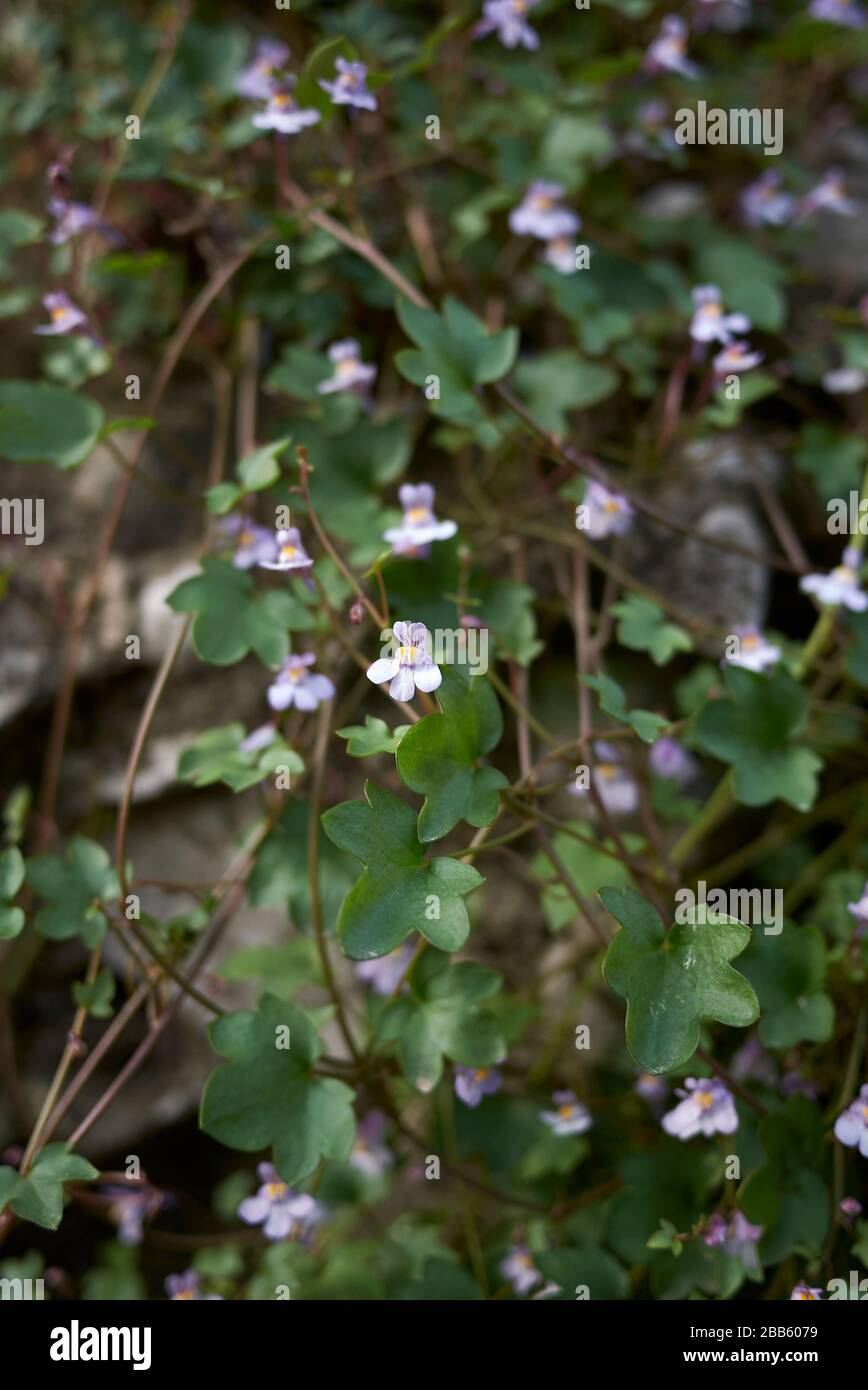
[102,1181,166,1246]
[259,526,313,574]
[349,1111,393,1178]
[240,722,278,754]
[47,198,101,245]
[724,626,781,672]
[834,1083,868,1157]
[542,237,577,274]
[644,16,702,79]
[713,341,764,377]
[690,285,751,345]
[253,82,321,136]
[501,1243,543,1294]
[798,169,856,220]
[693,0,751,31]
[238,1163,326,1242]
[509,182,580,241]
[662,1078,738,1140]
[34,291,87,336]
[636,1072,669,1110]
[355,940,415,994]
[800,546,868,611]
[474,0,541,51]
[809,0,866,25]
[730,1034,777,1085]
[847,881,868,936]
[791,1283,824,1300]
[649,738,697,784]
[165,1270,223,1300]
[540,1089,593,1136]
[579,480,634,539]
[780,1071,820,1101]
[267,653,334,712]
[383,483,457,555]
[823,367,867,395]
[235,39,290,100]
[573,741,639,817]
[366,620,442,701]
[317,339,377,395]
[220,514,279,569]
[454,1065,503,1108]
[740,171,795,228]
[840,1196,863,1223]
[709,1211,763,1269]
[319,59,377,111]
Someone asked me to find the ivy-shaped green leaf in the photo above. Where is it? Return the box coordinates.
[0,1143,99,1231]
[72,969,116,1019]
[581,673,669,743]
[26,837,119,947]
[610,595,694,666]
[0,846,25,940]
[321,782,483,959]
[695,666,822,811]
[177,723,304,793]
[395,295,518,426]
[377,951,505,1092]
[396,670,508,842]
[600,887,760,1073]
[740,1096,829,1263]
[337,715,410,757]
[740,924,834,1048]
[167,556,313,666]
[205,437,291,514]
[200,995,355,1184]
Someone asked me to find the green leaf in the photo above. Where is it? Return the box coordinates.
[512,350,619,432]
[536,1246,630,1299]
[321,782,483,959]
[395,295,518,426]
[600,887,760,1073]
[0,906,24,940]
[396,670,508,841]
[581,673,669,743]
[72,969,116,1019]
[337,715,410,758]
[0,847,25,900]
[295,36,358,116]
[167,557,313,666]
[610,595,693,666]
[0,1143,98,1231]
[377,951,505,1091]
[27,837,119,947]
[740,1096,829,1262]
[694,239,787,332]
[695,666,822,811]
[236,437,291,491]
[795,424,866,505]
[177,723,303,793]
[200,995,355,1183]
[248,799,359,931]
[0,381,104,469]
[217,941,321,1002]
[740,924,833,1048]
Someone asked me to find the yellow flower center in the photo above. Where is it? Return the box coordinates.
[699,301,721,319]
[273,93,296,110]
[174,1289,196,1300]
[696,1089,715,1109]
[265,1180,288,1201]
[280,544,298,561]
[742,633,759,650]
[832,565,855,585]
[398,644,418,662]
[533,194,554,211]
[407,507,430,524]
[557,1103,576,1120]
[598,763,618,780]
[337,357,359,376]
[51,306,69,322]
[604,499,620,513]
[474,1068,490,1082]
